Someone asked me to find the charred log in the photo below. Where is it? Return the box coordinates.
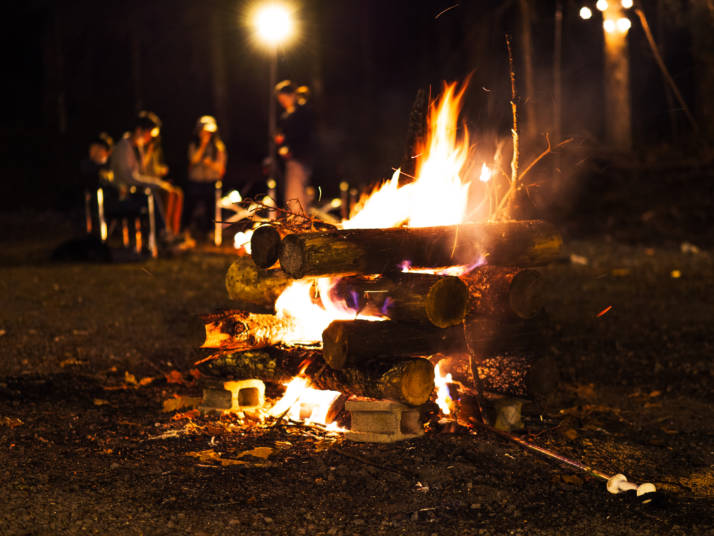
[330,273,468,328]
[434,352,558,399]
[225,256,291,309]
[198,347,435,406]
[200,310,292,351]
[462,266,544,320]
[250,225,284,269]
[278,220,562,278]
[322,319,466,370]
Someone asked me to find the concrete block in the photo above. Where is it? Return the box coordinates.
[345,399,424,443]
[200,378,265,412]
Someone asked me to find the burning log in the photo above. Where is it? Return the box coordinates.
[198,347,435,406]
[322,319,466,370]
[278,220,562,278]
[330,273,469,328]
[200,310,292,351]
[197,345,319,382]
[434,353,558,399]
[225,256,292,309]
[462,266,544,320]
[250,225,284,269]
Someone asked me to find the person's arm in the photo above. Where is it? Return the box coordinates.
[112,141,165,189]
[188,141,208,167]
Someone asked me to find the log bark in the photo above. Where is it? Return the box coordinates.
[330,273,469,328]
[200,310,293,351]
[462,266,544,319]
[225,256,291,309]
[322,319,466,370]
[433,352,558,399]
[198,347,435,406]
[279,220,562,278]
[250,225,284,269]
[463,314,546,356]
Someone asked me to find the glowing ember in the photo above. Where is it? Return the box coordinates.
[434,362,455,415]
[479,163,493,183]
[269,375,343,427]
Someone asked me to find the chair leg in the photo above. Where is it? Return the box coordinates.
[122,219,130,248]
[134,217,143,254]
[84,190,93,234]
[146,190,158,258]
[97,188,108,241]
[214,180,222,247]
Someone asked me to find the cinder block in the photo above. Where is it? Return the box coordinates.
[345,399,424,443]
[200,379,265,412]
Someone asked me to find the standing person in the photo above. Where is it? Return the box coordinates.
[186,115,227,241]
[275,80,314,214]
[110,110,183,242]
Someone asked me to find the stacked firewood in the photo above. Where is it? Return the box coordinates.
[197,220,562,408]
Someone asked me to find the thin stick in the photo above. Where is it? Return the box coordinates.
[506,35,520,188]
[634,8,699,133]
[472,422,611,481]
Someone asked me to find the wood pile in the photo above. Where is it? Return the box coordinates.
[197,219,562,408]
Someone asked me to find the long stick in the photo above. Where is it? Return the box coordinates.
[506,35,520,188]
[634,8,699,133]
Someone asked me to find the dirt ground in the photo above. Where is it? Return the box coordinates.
[1,164,713,535]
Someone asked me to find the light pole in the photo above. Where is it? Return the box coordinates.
[253,3,295,201]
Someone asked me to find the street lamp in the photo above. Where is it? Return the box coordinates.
[252,3,295,204]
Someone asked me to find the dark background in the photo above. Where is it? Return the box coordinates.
[0,0,705,212]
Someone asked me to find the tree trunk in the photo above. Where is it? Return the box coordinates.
[250,225,285,268]
[225,256,291,309]
[462,266,544,319]
[200,310,293,351]
[322,319,466,370]
[279,220,562,278]
[198,347,435,406]
[330,273,468,327]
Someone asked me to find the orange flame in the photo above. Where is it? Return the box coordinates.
[434,362,456,415]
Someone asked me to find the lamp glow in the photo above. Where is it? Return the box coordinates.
[579,6,593,20]
[616,17,631,33]
[596,0,609,11]
[621,0,633,8]
[254,4,293,46]
[603,18,616,33]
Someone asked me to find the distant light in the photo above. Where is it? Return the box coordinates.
[616,17,631,33]
[603,19,616,33]
[596,0,608,11]
[579,6,593,20]
[621,0,633,8]
[226,190,242,204]
[266,178,277,190]
[254,3,293,46]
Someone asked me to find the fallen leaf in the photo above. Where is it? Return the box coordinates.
[139,376,155,386]
[649,390,662,398]
[93,399,110,406]
[124,371,138,386]
[561,474,583,486]
[562,428,578,441]
[237,446,274,460]
[162,396,202,413]
[1,417,23,428]
[172,409,201,421]
[60,358,87,367]
[611,268,630,277]
[165,370,185,384]
[671,269,681,278]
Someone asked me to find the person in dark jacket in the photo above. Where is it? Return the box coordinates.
[275,80,314,214]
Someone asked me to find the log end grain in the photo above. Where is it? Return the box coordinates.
[250,226,283,269]
[508,269,544,319]
[321,320,349,370]
[425,276,469,328]
[395,358,435,406]
[278,234,307,278]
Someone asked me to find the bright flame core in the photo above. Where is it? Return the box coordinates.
[269,375,342,427]
[434,362,455,415]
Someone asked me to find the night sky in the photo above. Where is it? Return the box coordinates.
[1,1,695,211]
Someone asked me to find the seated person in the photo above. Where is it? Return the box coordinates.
[79,132,114,233]
[110,111,183,240]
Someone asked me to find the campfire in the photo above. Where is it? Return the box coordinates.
[196,82,562,439]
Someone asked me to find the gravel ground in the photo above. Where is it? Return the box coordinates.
[0,199,713,535]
